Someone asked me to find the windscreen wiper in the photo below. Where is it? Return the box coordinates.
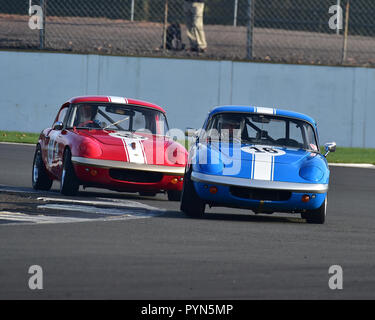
[103,116,129,130]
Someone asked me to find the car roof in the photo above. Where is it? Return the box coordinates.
[65,96,166,113]
[208,105,317,126]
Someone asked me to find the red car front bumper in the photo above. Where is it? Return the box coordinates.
[72,156,185,193]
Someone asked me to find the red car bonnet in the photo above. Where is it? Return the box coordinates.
[76,130,186,166]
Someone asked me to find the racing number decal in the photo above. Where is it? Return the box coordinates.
[248,147,279,154]
[241,146,286,156]
[241,146,286,181]
[47,137,54,165]
[47,131,60,166]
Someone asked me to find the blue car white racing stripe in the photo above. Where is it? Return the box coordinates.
[243,146,286,181]
[251,153,275,181]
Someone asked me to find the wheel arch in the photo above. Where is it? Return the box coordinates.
[35,142,51,176]
[61,145,79,178]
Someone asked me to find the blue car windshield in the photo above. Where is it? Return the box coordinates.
[204,113,319,151]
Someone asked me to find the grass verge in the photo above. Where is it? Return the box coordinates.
[323,146,375,165]
[0,130,39,144]
[0,131,374,164]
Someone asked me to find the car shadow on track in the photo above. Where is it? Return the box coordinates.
[161,210,305,224]
[77,190,305,224]
[76,188,170,202]
[0,185,169,202]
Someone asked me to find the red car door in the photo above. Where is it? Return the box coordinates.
[45,105,69,179]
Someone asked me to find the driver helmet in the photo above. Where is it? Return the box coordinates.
[220,115,243,140]
[78,104,93,123]
[221,116,243,132]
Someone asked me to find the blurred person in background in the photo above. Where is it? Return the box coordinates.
[184,0,207,53]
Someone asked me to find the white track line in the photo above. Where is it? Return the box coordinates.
[37,204,163,216]
[37,197,165,211]
[0,195,166,226]
[0,211,91,225]
[0,205,164,226]
[328,163,375,169]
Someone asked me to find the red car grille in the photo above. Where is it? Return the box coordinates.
[109,169,163,183]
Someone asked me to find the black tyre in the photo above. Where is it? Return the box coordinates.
[60,148,79,196]
[301,197,327,224]
[167,190,181,201]
[180,169,205,218]
[139,191,157,197]
[32,145,53,191]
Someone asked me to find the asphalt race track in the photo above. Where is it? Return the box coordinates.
[0,142,374,299]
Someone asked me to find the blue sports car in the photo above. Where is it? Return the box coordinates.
[180,106,336,224]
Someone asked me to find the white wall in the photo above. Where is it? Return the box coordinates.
[1,50,374,147]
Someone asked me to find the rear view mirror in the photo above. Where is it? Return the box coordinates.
[105,106,135,116]
[52,121,63,131]
[324,142,336,157]
[251,115,270,124]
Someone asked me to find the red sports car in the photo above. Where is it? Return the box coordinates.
[32,96,187,200]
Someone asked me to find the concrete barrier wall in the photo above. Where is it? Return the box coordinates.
[1,50,374,147]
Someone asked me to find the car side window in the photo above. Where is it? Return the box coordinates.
[66,106,77,128]
[289,122,304,143]
[304,124,318,151]
[245,123,257,139]
[57,107,68,124]
[203,116,220,140]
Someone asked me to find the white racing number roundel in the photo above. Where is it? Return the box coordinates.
[108,132,148,141]
[241,146,286,181]
[241,146,286,156]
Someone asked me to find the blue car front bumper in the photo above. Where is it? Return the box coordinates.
[191,171,327,213]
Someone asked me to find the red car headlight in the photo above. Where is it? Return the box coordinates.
[165,146,187,165]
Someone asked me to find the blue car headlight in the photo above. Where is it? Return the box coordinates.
[299,165,324,182]
[195,146,224,174]
[199,161,224,175]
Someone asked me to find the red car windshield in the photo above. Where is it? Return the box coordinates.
[67,103,169,135]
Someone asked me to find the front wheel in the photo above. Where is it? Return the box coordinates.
[32,145,53,191]
[60,148,79,196]
[301,197,327,224]
[180,170,205,218]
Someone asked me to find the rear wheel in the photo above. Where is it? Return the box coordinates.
[301,197,327,224]
[167,190,181,201]
[32,145,53,191]
[60,148,79,196]
[180,169,205,218]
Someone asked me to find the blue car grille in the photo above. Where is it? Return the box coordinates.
[229,186,292,201]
